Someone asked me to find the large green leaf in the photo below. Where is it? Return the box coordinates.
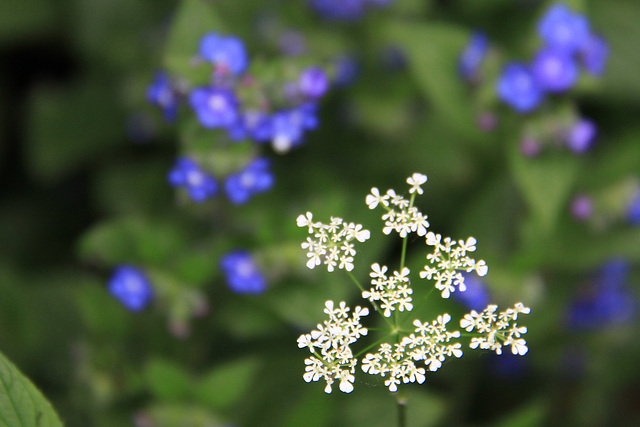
[385,21,484,141]
[509,142,580,234]
[144,358,192,401]
[0,350,63,427]
[194,357,260,411]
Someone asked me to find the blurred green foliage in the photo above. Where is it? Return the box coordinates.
[1,0,640,426]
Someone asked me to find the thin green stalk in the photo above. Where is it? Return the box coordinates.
[397,390,407,427]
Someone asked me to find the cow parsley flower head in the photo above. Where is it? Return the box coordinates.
[361,313,462,392]
[362,263,413,317]
[296,173,530,396]
[420,233,488,298]
[297,300,369,393]
[297,213,370,271]
[460,303,531,355]
[366,175,430,238]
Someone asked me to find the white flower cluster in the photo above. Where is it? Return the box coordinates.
[296,173,531,395]
[361,314,462,392]
[297,301,369,393]
[362,263,413,317]
[366,173,430,238]
[419,232,488,298]
[296,212,371,272]
[460,303,531,356]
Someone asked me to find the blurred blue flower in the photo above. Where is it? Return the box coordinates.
[570,194,593,221]
[531,48,578,93]
[567,259,637,330]
[333,54,359,87]
[108,266,153,311]
[220,251,267,294]
[224,158,274,204]
[497,62,544,113]
[458,31,488,82]
[537,3,590,54]
[146,71,179,121]
[627,190,640,225]
[298,67,330,99]
[229,110,273,143]
[168,157,218,203]
[270,103,318,153]
[309,0,393,21]
[309,0,367,21]
[455,272,490,311]
[580,33,609,76]
[565,118,596,154]
[189,87,239,129]
[199,33,249,75]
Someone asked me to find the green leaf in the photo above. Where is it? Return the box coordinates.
[26,76,124,183]
[509,143,579,234]
[77,216,189,267]
[163,0,224,81]
[495,399,549,427]
[194,357,260,411]
[385,21,484,140]
[144,358,193,401]
[0,350,63,427]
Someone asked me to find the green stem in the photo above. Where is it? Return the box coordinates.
[397,390,407,427]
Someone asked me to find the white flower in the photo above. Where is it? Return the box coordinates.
[475,260,488,276]
[366,187,389,209]
[407,173,428,194]
[297,212,316,232]
[370,263,388,279]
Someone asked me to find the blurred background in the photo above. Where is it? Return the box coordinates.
[1,0,640,425]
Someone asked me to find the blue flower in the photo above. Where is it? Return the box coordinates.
[309,0,367,21]
[333,54,359,87]
[580,33,609,76]
[496,63,544,113]
[220,251,266,294]
[454,272,490,311]
[199,33,249,76]
[567,259,637,330]
[168,157,218,203]
[270,104,318,153]
[224,158,274,204]
[228,110,273,143]
[298,67,330,99]
[146,72,179,121]
[627,190,640,225]
[537,3,590,54]
[531,48,578,93]
[189,87,239,129]
[108,265,153,311]
[565,118,596,154]
[458,31,488,82]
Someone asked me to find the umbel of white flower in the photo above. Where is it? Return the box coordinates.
[296,173,531,394]
[297,212,371,272]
